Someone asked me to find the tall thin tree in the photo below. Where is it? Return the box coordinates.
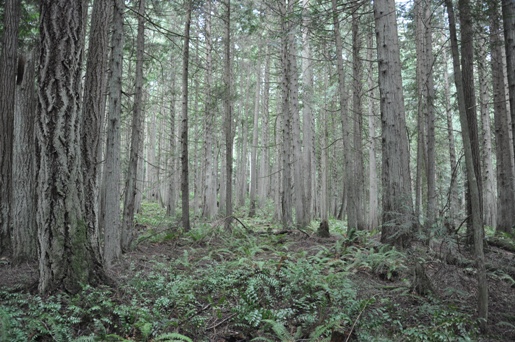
[181,0,192,231]
[122,0,146,249]
[102,0,124,267]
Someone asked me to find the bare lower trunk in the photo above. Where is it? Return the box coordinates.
[37,0,106,293]
[102,0,124,268]
[180,0,192,231]
[122,0,146,249]
[12,50,37,263]
[249,65,260,217]
[0,0,20,256]
[374,0,414,248]
[446,0,488,330]
[82,0,111,259]
[492,1,515,234]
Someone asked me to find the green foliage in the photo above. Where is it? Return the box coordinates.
[0,204,481,341]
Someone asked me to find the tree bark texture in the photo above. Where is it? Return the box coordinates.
[249,64,260,217]
[181,0,192,231]
[82,0,111,260]
[0,0,20,256]
[224,0,234,231]
[102,0,124,268]
[202,0,218,219]
[445,0,488,330]
[301,0,316,219]
[503,0,515,160]
[458,0,482,244]
[492,1,515,235]
[477,36,496,230]
[37,0,105,294]
[352,9,365,230]
[12,49,37,264]
[123,0,146,247]
[374,0,414,248]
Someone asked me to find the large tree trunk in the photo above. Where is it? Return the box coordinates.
[0,0,20,256]
[37,0,106,294]
[180,0,192,231]
[102,0,124,268]
[12,49,37,264]
[445,0,488,331]
[82,0,111,260]
[492,1,515,235]
[374,0,414,248]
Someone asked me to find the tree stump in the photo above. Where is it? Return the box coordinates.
[412,262,434,296]
[318,220,330,238]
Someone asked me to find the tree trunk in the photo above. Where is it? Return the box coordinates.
[320,72,329,222]
[181,0,192,231]
[202,0,218,219]
[424,0,436,234]
[258,44,271,206]
[12,49,37,264]
[280,0,293,229]
[82,0,111,260]
[352,9,365,230]
[503,0,515,160]
[442,42,459,227]
[477,37,496,229]
[122,0,146,249]
[492,1,515,235]
[459,0,482,245]
[37,0,106,294]
[331,0,352,229]
[367,24,379,230]
[167,66,178,217]
[445,0,488,331]
[224,0,234,231]
[414,0,428,229]
[301,0,316,219]
[374,0,414,248]
[0,0,20,256]
[102,0,124,268]
[249,64,260,217]
[287,6,308,229]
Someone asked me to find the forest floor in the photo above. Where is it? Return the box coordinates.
[1,202,515,341]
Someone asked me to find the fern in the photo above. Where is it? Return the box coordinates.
[153,332,193,342]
